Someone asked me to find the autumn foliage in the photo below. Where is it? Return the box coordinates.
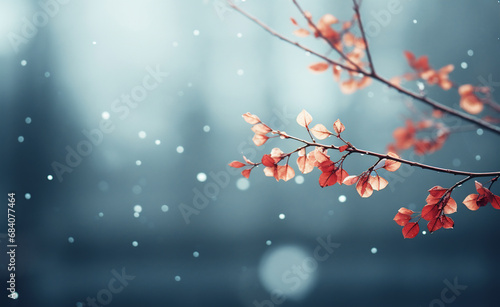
[228,0,500,239]
[230,110,500,239]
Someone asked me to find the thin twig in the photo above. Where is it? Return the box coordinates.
[352,0,375,74]
[228,1,500,136]
[292,0,363,72]
[279,132,500,178]
[227,1,358,73]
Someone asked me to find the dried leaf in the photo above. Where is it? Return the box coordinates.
[402,222,420,239]
[296,109,313,127]
[252,134,269,146]
[310,124,332,139]
[383,152,401,172]
[229,161,245,168]
[333,119,345,134]
[242,112,261,124]
[308,62,329,73]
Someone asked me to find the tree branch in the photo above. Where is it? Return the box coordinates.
[278,132,500,178]
[228,1,500,136]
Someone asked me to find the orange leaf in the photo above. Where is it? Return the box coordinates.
[293,28,310,37]
[277,165,295,182]
[383,152,401,172]
[319,171,337,188]
[443,197,457,214]
[290,18,298,26]
[343,175,359,185]
[343,32,355,46]
[252,134,269,146]
[402,222,420,239]
[463,194,480,211]
[369,175,388,191]
[427,218,443,233]
[241,169,251,179]
[308,62,329,73]
[263,166,276,178]
[333,119,345,134]
[296,156,314,174]
[270,148,285,159]
[296,109,313,127]
[229,161,245,168]
[243,156,254,164]
[459,84,483,114]
[313,148,330,163]
[251,123,272,135]
[394,212,411,226]
[356,176,373,198]
[340,78,357,94]
[310,124,332,140]
[398,207,414,215]
[242,112,261,124]
[335,168,349,185]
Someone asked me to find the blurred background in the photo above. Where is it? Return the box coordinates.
[1,0,500,306]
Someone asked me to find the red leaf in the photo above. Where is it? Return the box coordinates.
[475,181,486,194]
[319,171,337,187]
[383,152,401,172]
[318,160,335,173]
[339,145,349,152]
[261,155,276,167]
[296,109,313,127]
[333,119,345,134]
[290,17,298,26]
[229,161,245,168]
[356,176,373,198]
[441,216,454,229]
[421,204,439,221]
[394,212,411,226]
[335,168,349,185]
[490,194,500,210]
[252,134,269,146]
[242,112,261,124]
[310,124,332,140]
[428,186,447,198]
[241,169,251,179]
[308,62,329,73]
[427,218,444,233]
[251,123,272,135]
[402,222,420,239]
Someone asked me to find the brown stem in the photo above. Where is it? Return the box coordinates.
[352,0,375,74]
[227,1,359,73]
[277,131,500,178]
[227,1,500,136]
[292,0,362,72]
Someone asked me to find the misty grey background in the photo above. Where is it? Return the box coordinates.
[1,0,500,306]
